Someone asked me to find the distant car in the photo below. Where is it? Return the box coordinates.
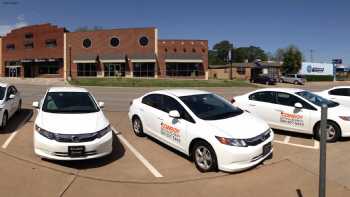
[280,74,305,85]
[250,75,276,85]
[0,83,21,129]
[315,86,350,107]
[129,89,273,173]
[233,88,350,142]
[33,87,113,160]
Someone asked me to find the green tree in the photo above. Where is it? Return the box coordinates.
[234,46,268,62]
[212,40,234,63]
[208,50,225,65]
[281,45,303,74]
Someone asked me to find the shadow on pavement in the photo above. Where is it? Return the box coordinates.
[0,108,33,134]
[273,129,314,140]
[43,133,125,169]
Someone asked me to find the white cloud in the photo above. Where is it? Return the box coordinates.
[0,15,28,36]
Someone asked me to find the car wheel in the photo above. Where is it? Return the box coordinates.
[193,141,217,172]
[132,116,145,137]
[294,81,299,85]
[314,121,340,142]
[17,100,21,113]
[1,112,8,129]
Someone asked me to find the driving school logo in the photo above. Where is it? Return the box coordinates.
[280,112,304,126]
[161,123,181,143]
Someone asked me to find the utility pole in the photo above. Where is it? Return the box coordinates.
[228,48,233,80]
[310,49,314,62]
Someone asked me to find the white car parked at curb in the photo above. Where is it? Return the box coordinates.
[233,88,350,142]
[128,89,273,173]
[0,83,21,129]
[33,87,113,160]
[315,86,350,107]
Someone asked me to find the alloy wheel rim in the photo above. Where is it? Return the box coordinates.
[195,146,212,170]
[319,124,336,140]
[133,119,140,133]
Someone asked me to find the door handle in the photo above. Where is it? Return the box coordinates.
[249,104,256,107]
[274,109,283,112]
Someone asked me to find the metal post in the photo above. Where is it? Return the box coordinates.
[229,61,233,80]
[319,104,328,197]
[69,46,72,81]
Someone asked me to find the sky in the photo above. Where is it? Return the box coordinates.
[0,0,349,63]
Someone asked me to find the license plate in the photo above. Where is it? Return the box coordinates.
[263,142,272,155]
[68,146,85,157]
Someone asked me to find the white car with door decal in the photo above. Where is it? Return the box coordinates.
[0,83,22,129]
[233,88,350,142]
[128,89,273,173]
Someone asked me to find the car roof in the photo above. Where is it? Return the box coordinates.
[48,87,89,93]
[254,88,305,94]
[149,89,211,97]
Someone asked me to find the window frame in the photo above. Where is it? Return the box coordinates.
[276,91,317,110]
[161,95,195,123]
[249,91,276,104]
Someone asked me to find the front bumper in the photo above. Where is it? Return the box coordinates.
[33,130,113,160]
[215,131,274,172]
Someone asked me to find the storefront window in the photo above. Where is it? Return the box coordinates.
[133,63,155,77]
[77,63,97,76]
[166,63,204,77]
[104,63,125,77]
[39,63,60,74]
[46,39,57,48]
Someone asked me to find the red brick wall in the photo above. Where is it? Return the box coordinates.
[66,27,156,79]
[1,23,65,77]
[157,40,208,79]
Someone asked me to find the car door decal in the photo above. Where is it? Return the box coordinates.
[160,122,181,143]
[280,112,304,126]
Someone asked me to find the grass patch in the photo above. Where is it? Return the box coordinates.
[70,78,256,87]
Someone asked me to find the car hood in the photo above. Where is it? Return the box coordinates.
[36,111,109,134]
[205,112,270,139]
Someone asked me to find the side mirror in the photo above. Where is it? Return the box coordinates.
[9,94,15,99]
[169,110,180,119]
[294,102,303,109]
[98,102,105,108]
[32,101,39,108]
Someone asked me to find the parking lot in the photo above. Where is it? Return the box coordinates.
[1,81,350,196]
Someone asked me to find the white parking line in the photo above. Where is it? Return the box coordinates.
[273,139,319,150]
[112,127,163,178]
[2,112,32,149]
[283,136,290,143]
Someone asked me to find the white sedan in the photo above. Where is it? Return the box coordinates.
[128,89,273,173]
[0,83,22,129]
[33,87,113,160]
[233,88,350,142]
[315,86,350,107]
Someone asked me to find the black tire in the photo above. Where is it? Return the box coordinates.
[192,141,217,173]
[314,121,341,142]
[1,112,8,129]
[132,116,145,137]
[17,100,22,113]
[294,81,299,85]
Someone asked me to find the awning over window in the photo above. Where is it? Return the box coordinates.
[164,53,203,63]
[73,54,97,63]
[100,53,126,63]
[130,53,156,63]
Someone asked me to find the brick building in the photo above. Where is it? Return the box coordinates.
[0,23,208,80]
[209,61,281,80]
[1,24,67,78]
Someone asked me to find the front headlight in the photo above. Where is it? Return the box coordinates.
[339,116,350,121]
[215,136,247,147]
[97,125,112,138]
[35,124,56,140]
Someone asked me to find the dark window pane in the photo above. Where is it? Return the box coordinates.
[110,37,120,47]
[329,88,350,96]
[162,95,194,123]
[83,38,92,48]
[249,91,276,103]
[46,39,57,48]
[139,36,149,46]
[142,94,162,110]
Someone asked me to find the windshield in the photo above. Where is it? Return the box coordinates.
[0,87,5,100]
[296,91,339,108]
[42,92,100,113]
[180,94,243,120]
